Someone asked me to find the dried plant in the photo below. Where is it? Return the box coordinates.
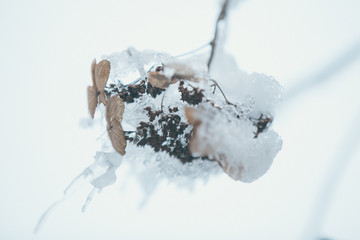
[36,1,283,232]
[95,60,111,105]
[82,0,282,184]
[106,96,126,155]
[87,86,97,119]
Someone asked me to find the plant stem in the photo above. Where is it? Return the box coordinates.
[207,0,230,71]
[210,79,234,106]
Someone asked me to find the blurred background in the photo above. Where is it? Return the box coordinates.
[1,0,360,239]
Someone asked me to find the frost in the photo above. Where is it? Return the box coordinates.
[210,49,283,117]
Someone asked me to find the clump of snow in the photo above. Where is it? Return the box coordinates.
[210,49,283,117]
[86,46,283,190]
[124,143,220,193]
[104,47,171,85]
[191,102,282,182]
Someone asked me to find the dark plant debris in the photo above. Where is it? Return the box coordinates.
[105,77,271,163]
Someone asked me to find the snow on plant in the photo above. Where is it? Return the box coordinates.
[82,0,282,193]
[36,0,282,232]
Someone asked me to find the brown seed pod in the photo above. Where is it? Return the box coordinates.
[106,96,125,123]
[95,60,111,105]
[87,86,97,118]
[107,119,126,155]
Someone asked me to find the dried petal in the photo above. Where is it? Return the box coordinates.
[107,119,126,155]
[87,86,97,118]
[185,107,214,157]
[148,72,172,89]
[95,60,110,91]
[165,62,200,82]
[216,156,243,181]
[106,96,124,124]
[91,59,97,89]
[98,94,107,106]
[94,60,110,105]
[184,107,201,126]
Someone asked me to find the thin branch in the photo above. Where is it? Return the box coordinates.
[207,0,230,71]
[210,79,234,106]
[174,43,210,58]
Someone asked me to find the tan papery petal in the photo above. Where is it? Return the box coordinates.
[106,96,124,123]
[107,120,126,155]
[148,72,171,89]
[91,59,97,89]
[216,156,243,181]
[87,86,97,118]
[95,59,110,91]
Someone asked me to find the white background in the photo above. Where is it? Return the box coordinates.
[1,0,360,239]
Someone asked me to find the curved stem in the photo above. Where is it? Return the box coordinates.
[207,0,230,71]
[210,79,234,106]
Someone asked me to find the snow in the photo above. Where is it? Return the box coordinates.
[190,102,282,182]
[105,48,171,85]
[81,44,283,191]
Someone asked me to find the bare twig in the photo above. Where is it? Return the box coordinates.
[174,43,210,58]
[207,0,230,71]
[210,79,234,106]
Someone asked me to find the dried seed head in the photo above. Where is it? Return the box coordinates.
[107,119,126,155]
[106,96,125,123]
[87,86,97,118]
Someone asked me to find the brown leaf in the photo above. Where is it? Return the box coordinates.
[91,59,97,89]
[106,96,124,124]
[107,119,126,155]
[87,86,97,118]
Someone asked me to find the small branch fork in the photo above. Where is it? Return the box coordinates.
[126,0,233,108]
